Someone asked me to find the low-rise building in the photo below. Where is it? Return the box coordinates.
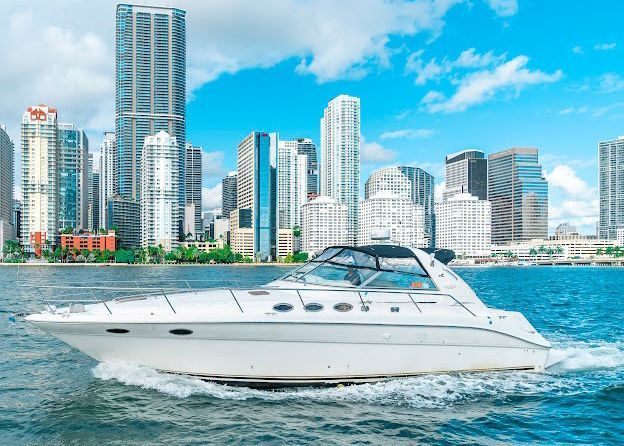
[180,238,225,253]
[491,235,617,260]
[60,230,116,252]
[277,228,294,258]
[301,196,347,255]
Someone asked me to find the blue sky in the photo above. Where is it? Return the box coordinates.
[2,0,623,234]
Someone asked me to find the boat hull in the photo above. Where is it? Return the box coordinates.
[29,320,550,387]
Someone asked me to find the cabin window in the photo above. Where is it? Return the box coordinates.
[300,264,375,287]
[273,303,294,312]
[333,303,353,312]
[169,328,193,335]
[366,271,437,290]
[106,328,129,334]
[304,303,324,312]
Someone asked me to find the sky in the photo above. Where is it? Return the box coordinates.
[1,0,623,235]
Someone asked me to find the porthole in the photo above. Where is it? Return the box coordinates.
[273,303,294,312]
[304,303,324,312]
[169,328,193,336]
[106,328,129,334]
[333,303,353,312]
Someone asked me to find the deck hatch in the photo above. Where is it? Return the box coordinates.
[169,329,193,336]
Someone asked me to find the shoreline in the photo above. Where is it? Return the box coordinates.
[0,262,302,267]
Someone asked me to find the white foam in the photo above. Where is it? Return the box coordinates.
[547,341,624,371]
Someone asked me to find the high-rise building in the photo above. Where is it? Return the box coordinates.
[599,136,624,239]
[301,196,348,254]
[141,131,180,251]
[488,148,548,244]
[115,4,186,212]
[435,193,491,257]
[277,138,312,229]
[288,138,318,198]
[91,171,100,230]
[320,95,360,245]
[58,123,89,231]
[185,143,202,234]
[359,191,425,248]
[107,195,140,248]
[233,132,277,261]
[0,125,14,246]
[364,166,435,246]
[444,149,487,200]
[99,131,116,228]
[87,153,94,230]
[221,172,237,218]
[21,105,59,255]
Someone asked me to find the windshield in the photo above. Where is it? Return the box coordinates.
[283,247,437,290]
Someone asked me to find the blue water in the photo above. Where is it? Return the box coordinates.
[1,265,623,445]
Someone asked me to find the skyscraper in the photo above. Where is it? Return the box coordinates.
[107,195,140,248]
[115,4,186,211]
[301,196,348,254]
[435,193,491,257]
[58,123,89,231]
[185,143,202,234]
[233,131,277,261]
[599,136,624,239]
[277,138,313,229]
[444,149,488,200]
[141,131,180,251]
[488,148,548,244]
[99,131,116,228]
[91,170,100,230]
[365,166,435,246]
[0,125,14,246]
[221,171,237,218]
[21,105,59,255]
[321,95,360,245]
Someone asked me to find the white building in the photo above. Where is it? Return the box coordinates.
[277,138,310,230]
[301,196,347,254]
[99,131,116,228]
[185,142,202,235]
[599,136,624,239]
[320,95,360,245]
[21,105,59,254]
[0,125,14,246]
[358,191,425,248]
[140,131,180,251]
[617,228,624,246]
[435,193,491,258]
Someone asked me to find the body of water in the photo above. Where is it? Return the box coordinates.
[1,265,623,445]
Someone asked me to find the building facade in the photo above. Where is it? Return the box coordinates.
[140,131,180,251]
[115,4,186,212]
[599,136,624,239]
[301,196,348,254]
[435,193,491,258]
[107,195,140,248]
[488,148,548,245]
[21,105,59,255]
[358,191,425,248]
[444,149,487,200]
[233,132,277,261]
[277,138,311,229]
[185,143,202,234]
[0,125,14,245]
[60,231,117,253]
[99,131,116,228]
[320,95,360,245]
[221,172,237,219]
[57,124,89,232]
[91,170,100,230]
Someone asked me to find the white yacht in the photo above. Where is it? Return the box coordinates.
[26,245,552,387]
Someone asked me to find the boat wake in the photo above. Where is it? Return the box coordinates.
[92,341,624,408]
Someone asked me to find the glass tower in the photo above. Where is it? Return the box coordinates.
[115,4,186,209]
[488,148,548,244]
[58,124,89,232]
[599,136,624,239]
[444,149,488,201]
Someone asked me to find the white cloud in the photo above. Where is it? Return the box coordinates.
[599,73,624,93]
[594,42,616,51]
[361,136,396,163]
[434,180,445,203]
[380,128,435,139]
[545,165,590,198]
[202,183,222,211]
[484,0,518,17]
[421,55,562,113]
[571,46,584,55]
[202,151,226,179]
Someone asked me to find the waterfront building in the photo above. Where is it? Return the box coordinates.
[107,195,140,248]
[185,143,202,234]
[12,200,21,242]
[0,125,14,245]
[435,193,491,258]
[491,234,617,261]
[115,4,186,213]
[617,228,624,246]
[488,148,548,245]
[599,136,624,239]
[301,196,348,254]
[213,215,230,244]
[277,138,312,229]
[99,132,116,228]
[320,95,360,245]
[21,105,59,255]
[364,166,435,246]
[444,149,487,200]
[277,228,295,258]
[141,131,180,251]
[60,230,117,253]
[91,170,100,230]
[221,172,237,219]
[358,191,425,248]
[58,123,89,232]
[233,132,277,261]
[180,238,225,254]
[230,208,254,258]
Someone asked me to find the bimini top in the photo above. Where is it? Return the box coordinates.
[282,245,439,290]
